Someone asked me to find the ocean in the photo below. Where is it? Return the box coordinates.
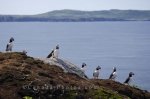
[0,21,150,91]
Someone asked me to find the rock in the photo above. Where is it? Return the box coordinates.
[38,58,88,79]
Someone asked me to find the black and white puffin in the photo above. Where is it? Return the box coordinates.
[124,72,135,85]
[93,66,101,79]
[109,67,117,80]
[6,37,14,52]
[53,45,59,58]
[81,63,88,78]
[81,63,87,72]
[22,50,27,55]
[47,44,59,58]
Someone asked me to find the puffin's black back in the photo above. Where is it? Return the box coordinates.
[109,73,113,79]
[124,77,130,84]
[6,44,9,51]
[47,50,54,58]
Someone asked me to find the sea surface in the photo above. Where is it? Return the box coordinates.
[0,22,150,91]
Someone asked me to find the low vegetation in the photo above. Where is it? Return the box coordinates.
[0,52,149,99]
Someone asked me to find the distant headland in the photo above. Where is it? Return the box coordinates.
[0,9,150,22]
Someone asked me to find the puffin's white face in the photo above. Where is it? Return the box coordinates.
[84,66,87,70]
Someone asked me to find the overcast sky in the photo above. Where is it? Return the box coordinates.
[0,0,150,15]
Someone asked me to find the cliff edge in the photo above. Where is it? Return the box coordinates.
[0,52,149,99]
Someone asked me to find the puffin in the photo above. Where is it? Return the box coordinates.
[47,45,59,58]
[22,50,27,55]
[124,72,135,85]
[109,67,117,80]
[81,63,87,72]
[53,45,59,58]
[6,37,14,52]
[93,66,101,79]
[81,63,88,78]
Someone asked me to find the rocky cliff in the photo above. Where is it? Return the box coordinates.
[0,52,149,99]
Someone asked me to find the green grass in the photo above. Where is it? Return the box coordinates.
[59,88,130,99]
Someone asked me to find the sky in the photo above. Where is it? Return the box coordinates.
[0,0,150,15]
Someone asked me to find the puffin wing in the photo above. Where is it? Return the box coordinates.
[47,50,54,58]
[6,44,9,51]
[124,77,130,84]
[111,72,117,79]
[109,73,113,79]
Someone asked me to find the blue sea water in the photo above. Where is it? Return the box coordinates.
[0,22,150,91]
